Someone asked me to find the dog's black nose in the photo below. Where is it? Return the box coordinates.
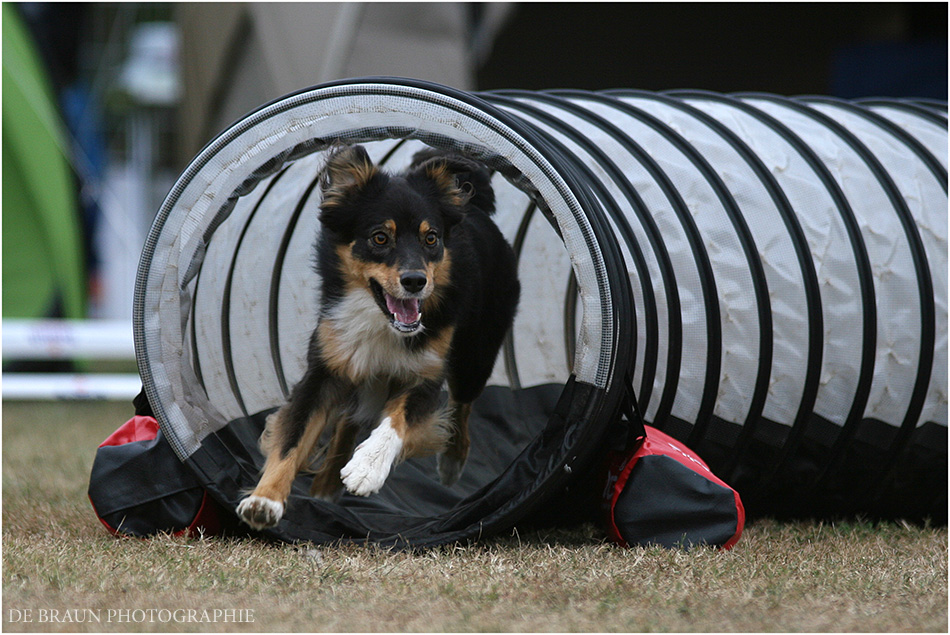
[400,271,428,294]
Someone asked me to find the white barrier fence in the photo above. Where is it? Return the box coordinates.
[2,319,140,400]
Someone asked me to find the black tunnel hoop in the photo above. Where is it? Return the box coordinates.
[668,90,879,487]
[603,89,776,452]
[657,89,823,487]
[484,90,653,407]
[135,78,947,546]
[736,93,936,502]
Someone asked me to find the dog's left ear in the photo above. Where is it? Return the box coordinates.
[410,150,496,228]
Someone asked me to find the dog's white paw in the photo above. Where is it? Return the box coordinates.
[340,417,403,497]
[236,496,284,530]
[437,453,465,487]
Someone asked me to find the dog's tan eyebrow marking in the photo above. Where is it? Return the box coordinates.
[419,220,431,236]
[384,220,397,235]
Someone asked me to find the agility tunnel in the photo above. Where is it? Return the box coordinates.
[132,78,946,547]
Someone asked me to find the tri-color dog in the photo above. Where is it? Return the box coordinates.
[236,144,520,529]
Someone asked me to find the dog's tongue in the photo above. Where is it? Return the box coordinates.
[385,294,421,324]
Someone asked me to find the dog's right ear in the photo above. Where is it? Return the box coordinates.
[320,145,379,204]
[319,145,381,235]
[320,146,379,211]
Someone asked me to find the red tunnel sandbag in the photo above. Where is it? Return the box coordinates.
[604,425,744,550]
[89,415,224,538]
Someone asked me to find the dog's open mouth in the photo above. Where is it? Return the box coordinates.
[385,294,422,332]
[370,280,423,334]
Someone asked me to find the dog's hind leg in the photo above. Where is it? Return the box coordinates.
[236,404,330,529]
[437,400,471,486]
[309,417,357,502]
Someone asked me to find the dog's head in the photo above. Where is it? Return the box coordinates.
[318,144,488,336]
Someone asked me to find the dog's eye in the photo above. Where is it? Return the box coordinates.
[371,232,389,246]
[424,231,439,246]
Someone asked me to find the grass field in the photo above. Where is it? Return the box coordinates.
[3,399,947,632]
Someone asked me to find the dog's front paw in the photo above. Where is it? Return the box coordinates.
[340,417,403,496]
[236,495,284,530]
[437,453,465,487]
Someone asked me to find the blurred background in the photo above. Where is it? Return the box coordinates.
[2,2,947,396]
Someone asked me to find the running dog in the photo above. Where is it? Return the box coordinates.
[236,144,520,529]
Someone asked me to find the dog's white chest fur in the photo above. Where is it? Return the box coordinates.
[320,290,444,383]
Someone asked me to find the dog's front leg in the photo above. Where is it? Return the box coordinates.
[339,395,406,497]
[236,404,329,529]
[341,380,446,496]
[236,358,336,529]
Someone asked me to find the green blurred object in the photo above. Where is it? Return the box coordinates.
[2,3,85,319]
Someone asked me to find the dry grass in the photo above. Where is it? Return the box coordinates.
[3,400,947,632]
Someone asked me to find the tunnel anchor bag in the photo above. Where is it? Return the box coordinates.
[603,425,745,550]
[88,394,228,538]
